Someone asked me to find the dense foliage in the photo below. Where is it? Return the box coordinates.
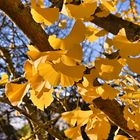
[1,0,140,139]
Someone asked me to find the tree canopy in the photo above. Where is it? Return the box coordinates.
[1,0,140,139]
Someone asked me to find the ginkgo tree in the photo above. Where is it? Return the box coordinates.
[1,0,140,139]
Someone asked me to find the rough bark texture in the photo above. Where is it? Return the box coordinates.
[0,0,53,51]
[93,98,140,139]
[92,12,140,42]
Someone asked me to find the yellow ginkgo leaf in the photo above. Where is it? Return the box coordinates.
[82,69,98,88]
[6,83,30,106]
[86,26,108,42]
[38,61,85,87]
[60,44,83,66]
[100,0,116,12]
[122,91,140,100]
[48,20,86,50]
[65,1,97,20]
[95,58,122,80]
[62,108,92,126]
[114,135,128,140]
[85,105,111,140]
[66,44,83,62]
[85,26,99,42]
[31,0,59,26]
[127,58,140,74]
[96,84,118,99]
[64,126,82,140]
[30,89,54,111]
[112,28,140,58]
[123,106,140,131]
[30,74,48,92]
[78,86,99,103]
[27,45,41,61]
[0,73,8,85]
[24,60,37,81]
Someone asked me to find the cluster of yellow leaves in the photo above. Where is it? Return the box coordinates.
[112,29,140,58]
[62,0,116,20]
[62,106,111,140]
[64,0,97,20]
[31,0,59,26]
[78,78,119,103]
[5,0,140,139]
[85,26,108,42]
[5,19,86,110]
[124,105,140,131]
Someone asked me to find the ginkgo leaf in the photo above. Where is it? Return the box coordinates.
[114,135,129,140]
[38,61,85,87]
[112,28,140,58]
[123,92,140,99]
[27,45,41,61]
[30,74,50,92]
[31,0,59,26]
[66,44,83,62]
[82,69,98,87]
[96,84,118,99]
[61,55,78,66]
[30,89,54,111]
[64,126,82,140]
[95,58,122,80]
[78,86,99,103]
[6,83,30,106]
[65,1,97,20]
[85,105,111,140]
[85,27,108,42]
[100,0,116,12]
[127,58,140,74]
[0,73,8,85]
[24,60,37,81]
[85,117,110,140]
[124,106,140,131]
[62,108,92,126]
[48,20,86,50]
[85,26,99,42]
[37,0,44,7]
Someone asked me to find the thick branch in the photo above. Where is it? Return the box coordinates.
[93,98,140,139]
[92,12,140,42]
[0,0,53,52]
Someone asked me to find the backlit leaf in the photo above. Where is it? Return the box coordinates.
[30,89,54,111]
[6,83,30,106]
[31,0,59,26]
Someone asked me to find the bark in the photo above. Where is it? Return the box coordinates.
[93,98,140,139]
[92,11,140,42]
[0,0,53,52]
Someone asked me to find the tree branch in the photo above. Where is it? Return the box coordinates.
[93,98,140,139]
[92,11,140,42]
[0,96,65,140]
[0,46,16,77]
[0,0,53,52]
